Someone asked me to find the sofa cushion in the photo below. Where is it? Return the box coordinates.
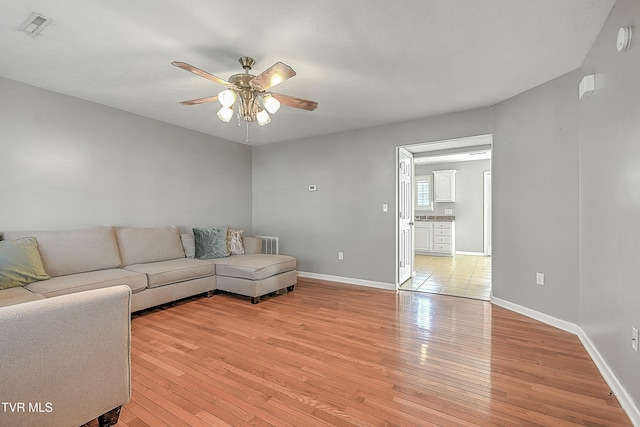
[124,258,216,288]
[0,286,45,308]
[0,237,50,289]
[193,226,229,259]
[2,227,121,277]
[115,226,185,266]
[242,237,263,255]
[213,254,296,280]
[24,269,148,298]
[180,233,195,259]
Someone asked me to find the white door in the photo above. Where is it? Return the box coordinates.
[398,148,414,285]
[484,171,492,256]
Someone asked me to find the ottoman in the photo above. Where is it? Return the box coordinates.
[213,254,297,304]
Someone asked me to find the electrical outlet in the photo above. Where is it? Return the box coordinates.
[632,327,639,352]
[338,251,344,260]
[536,272,545,286]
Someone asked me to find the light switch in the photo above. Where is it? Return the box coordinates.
[382,204,388,212]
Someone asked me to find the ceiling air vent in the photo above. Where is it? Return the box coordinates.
[19,12,53,37]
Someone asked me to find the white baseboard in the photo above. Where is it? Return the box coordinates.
[297,271,396,291]
[578,330,640,427]
[491,296,640,426]
[490,297,579,334]
[455,251,486,256]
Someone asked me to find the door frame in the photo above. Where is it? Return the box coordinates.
[483,170,492,256]
[397,134,493,285]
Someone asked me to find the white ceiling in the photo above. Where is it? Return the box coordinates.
[0,0,615,145]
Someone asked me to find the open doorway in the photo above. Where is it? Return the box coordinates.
[396,135,492,301]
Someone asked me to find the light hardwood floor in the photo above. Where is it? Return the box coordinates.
[400,255,492,301]
[115,278,631,426]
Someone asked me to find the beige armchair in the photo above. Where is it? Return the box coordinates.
[0,285,131,427]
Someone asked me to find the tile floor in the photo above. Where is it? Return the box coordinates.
[399,254,492,301]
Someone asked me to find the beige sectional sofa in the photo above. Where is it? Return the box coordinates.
[0,225,297,310]
[1,285,131,427]
[0,226,296,426]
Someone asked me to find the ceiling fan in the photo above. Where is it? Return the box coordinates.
[172,56,318,127]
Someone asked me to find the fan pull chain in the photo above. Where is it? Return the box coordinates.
[246,123,250,144]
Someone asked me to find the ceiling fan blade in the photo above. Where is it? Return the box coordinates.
[252,62,296,90]
[171,61,231,86]
[271,93,318,111]
[179,95,219,106]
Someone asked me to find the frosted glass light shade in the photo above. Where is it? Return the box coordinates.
[256,109,271,126]
[217,106,234,122]
[218,89,237,107]
[263,94,281,114]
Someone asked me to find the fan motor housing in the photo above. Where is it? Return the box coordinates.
[229,73,256,89]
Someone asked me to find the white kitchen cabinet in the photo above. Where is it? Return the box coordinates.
[416,220,455,256]
[415,222,433,253]
[433,170,457,202]
[431,222,455,255]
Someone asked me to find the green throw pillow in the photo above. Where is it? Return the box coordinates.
[0,237,50,290]
[193,226,230,260]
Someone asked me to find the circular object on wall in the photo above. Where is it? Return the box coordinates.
[617,26,633,52]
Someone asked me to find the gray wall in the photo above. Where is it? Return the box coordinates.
[579,0,640,406]
[252,108,492,284]
[492,0,640,407]
[415,159,490,253]
[492,70,581,323]
[0,77,252,233]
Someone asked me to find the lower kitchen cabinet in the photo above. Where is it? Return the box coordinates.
[415,222,433,253]
[415,221,455,256]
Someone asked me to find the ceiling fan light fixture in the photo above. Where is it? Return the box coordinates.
[218,89,237,108]
[173,57,317,131]
[263,94,281,114]
[217,106,234,123]
[256,109,271,126]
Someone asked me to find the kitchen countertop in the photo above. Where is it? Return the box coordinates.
[415,215,455,222]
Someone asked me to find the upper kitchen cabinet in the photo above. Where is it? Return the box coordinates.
[433,169,457,202]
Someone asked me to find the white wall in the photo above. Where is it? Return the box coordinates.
[252,108,492,285]
[415,159,490,253]
[0,77,252,233]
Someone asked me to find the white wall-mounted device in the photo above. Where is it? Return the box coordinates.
[579,75,595,99]
[617,26,633,52]
[308,184,317,192]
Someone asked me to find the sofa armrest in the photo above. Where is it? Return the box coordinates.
[243,237,263,254]
[0,285,131,427]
